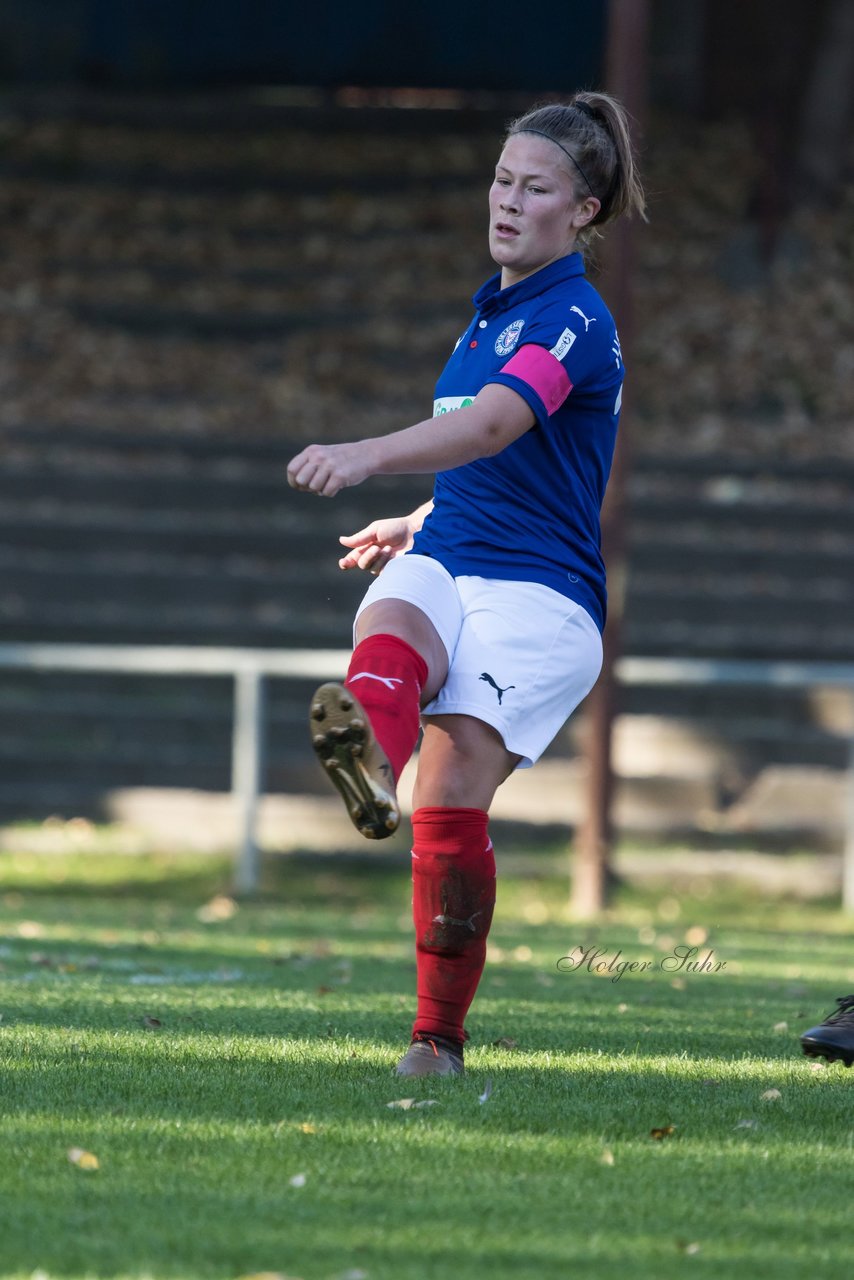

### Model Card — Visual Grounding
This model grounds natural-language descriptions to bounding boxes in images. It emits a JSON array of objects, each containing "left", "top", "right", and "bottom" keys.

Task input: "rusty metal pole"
[{"left": 571, "top": 0, "right": 650, "bottom": 917}]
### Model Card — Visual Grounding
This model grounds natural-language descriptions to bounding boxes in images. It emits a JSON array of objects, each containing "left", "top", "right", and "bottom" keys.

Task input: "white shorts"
[{"left": 353, "top": 554, "right": 603, "bottom": 768}]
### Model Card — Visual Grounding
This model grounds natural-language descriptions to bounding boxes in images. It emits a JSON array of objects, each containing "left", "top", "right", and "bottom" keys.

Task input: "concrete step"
[
  {"left": 624, "top": 619, "right": 854, "bottom": 661},
  {"left": 0, "top": 603, "right": 354, "bottom": 648}
]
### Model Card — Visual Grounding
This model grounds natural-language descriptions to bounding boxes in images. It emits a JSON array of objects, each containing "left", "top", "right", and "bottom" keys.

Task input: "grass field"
[{"left": 1, "top": 839, "right": 853, "bottom": 1280}]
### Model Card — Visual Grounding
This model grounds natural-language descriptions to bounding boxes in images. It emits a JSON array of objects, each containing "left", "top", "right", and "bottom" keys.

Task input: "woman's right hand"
[{"left": 338, "top": 516, "right": 416, "bottom": 574}]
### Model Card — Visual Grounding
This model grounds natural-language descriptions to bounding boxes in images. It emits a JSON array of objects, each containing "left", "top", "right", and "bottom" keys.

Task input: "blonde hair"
[{"left": 506, "top": 92, "right": 646, "bottom": 243}]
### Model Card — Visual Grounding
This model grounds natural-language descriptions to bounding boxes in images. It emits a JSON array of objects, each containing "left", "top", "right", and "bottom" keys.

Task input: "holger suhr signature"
[{"left": 557, "top": 944, "right": 726, "bottom": 983}]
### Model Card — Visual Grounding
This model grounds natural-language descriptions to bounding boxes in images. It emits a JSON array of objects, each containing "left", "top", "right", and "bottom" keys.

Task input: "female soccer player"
[{"left": 287, "top": 94, "right": 645, "bottom": 1076}]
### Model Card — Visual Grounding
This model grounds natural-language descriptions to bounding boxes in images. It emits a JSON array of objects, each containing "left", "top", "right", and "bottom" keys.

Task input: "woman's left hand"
[{"left": 286, "top": 442, "right": 372, "bottom": 497}]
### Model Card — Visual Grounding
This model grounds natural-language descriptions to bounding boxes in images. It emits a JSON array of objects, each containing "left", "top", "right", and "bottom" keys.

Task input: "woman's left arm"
[{"left": 286, "top": 384, "right": 535, "bottom": 498}]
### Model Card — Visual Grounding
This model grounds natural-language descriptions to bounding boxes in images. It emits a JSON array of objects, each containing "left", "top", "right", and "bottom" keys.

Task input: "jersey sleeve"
[{"left": 485, "top": 296, "right": 619, "bottom": 426}]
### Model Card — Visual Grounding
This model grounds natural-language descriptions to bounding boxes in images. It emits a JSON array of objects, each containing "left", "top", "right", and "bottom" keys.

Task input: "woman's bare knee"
[{"left": 413, "top": 715, "right": 520, "bottom": 811}]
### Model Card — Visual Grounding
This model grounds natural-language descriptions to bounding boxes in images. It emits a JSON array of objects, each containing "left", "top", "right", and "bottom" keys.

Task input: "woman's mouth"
[{"left": 494, "top": 222, "right": 520, "bottom": 239}]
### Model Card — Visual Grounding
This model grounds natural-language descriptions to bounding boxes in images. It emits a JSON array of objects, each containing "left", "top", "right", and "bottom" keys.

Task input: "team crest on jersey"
[{"left": 495, "top": 318, "right": 525, "bottom": 356}]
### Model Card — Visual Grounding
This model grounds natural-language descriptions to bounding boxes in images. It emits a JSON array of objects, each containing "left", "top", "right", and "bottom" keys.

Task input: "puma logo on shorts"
[{"left": 479, "top": 672, "right": 516, "bottom": 705}]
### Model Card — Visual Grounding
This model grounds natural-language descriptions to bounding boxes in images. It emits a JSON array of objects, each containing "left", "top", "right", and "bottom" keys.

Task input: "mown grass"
[{"left": 1, "top": 842, "right": 853, "bottom": 1280}]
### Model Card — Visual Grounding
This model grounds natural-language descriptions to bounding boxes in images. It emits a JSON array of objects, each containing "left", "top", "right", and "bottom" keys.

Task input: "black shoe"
[
  {"left": 309, "top": 682, "right": 399, "bottom": 840},
  {"left": 395, "top": 1032, "right": 465, "bottom": 1077},
  {"left": 801, "top": 994, "right": 854, "bottom": 1066}
]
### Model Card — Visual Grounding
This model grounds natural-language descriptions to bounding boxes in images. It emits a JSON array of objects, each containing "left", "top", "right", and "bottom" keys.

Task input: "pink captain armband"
[{"left": 499, "top": 344, "right": 573, "bottom": 415}]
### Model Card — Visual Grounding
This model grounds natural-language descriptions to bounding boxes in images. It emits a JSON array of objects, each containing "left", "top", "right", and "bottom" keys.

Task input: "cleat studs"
[
  {"left": 340, "top": 696, "right": 353, "bottom": 710},
  {"left": 313, "top": 733, "right": 327, "bottom": 747},
  {"left": 351, "top": 745, "right": 363, "bottom": 758},
  {"left": 326, "top": 759, "right": 340, "bottom": 772},
  {"left": 310, "top": 703, "right": 326, "bottom": 721},
  {"left": 384, "top": 816, "right": 397, "bottom": 830}
]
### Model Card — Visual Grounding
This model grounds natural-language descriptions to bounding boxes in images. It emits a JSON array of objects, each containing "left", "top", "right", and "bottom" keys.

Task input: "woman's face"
[{"left": 488, "top": 133, "right": 593, "bottom": 288}]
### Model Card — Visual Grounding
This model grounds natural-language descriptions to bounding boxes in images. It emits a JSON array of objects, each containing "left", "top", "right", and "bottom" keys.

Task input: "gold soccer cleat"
[{"left": 309, "top": 682, "right": 399, "bottom": 839}]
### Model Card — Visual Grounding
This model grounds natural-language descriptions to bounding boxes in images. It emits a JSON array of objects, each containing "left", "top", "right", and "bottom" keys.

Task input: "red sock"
[
  {"left": 410, "top": 806, "right": 496, "bottom": 1045},
  {"left": 345, "top": 634, "right": 428, "bottom": 783}
]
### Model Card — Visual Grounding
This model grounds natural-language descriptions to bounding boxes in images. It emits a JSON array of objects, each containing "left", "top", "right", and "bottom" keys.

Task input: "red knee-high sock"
[
  {"left": 411, "top": 806, "right": 496, "bottom": 1046},
  {"left": 345, "top": 635, "right": 428, "bottom": 783}
]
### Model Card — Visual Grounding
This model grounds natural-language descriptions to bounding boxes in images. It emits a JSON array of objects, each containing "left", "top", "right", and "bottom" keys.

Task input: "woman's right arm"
[{"left": 337, "top": 499, "right": 434, "bottom": 575}]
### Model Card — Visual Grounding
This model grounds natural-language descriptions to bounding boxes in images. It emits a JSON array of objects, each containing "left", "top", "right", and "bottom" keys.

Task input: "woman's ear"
[{"left": 572, "top": 196, "right": 601, "bottom": 229}]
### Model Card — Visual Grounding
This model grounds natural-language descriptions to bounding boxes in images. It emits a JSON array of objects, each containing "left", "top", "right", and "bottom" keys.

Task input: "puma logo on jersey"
[
  {"left": 479, "top": 672, "right": 515, "bottom": 704},
  {"left": 570, "top": 305, "right": 597, "bottom": 332},
  {"left": 347, "top": 672, "right": 404, "bottom": 691}
]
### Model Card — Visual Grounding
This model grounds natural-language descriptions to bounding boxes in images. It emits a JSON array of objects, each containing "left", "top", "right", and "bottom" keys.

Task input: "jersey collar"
[{"left": 472, "top": 252, "right": 586, "bottom": 318}]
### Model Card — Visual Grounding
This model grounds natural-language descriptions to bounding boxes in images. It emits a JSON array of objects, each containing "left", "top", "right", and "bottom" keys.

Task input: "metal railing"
[
  {"left": 0, "top": 643, "right": 347, "bottom": 894},
  {"left": 0, "top": 643, "right": 852, "bottom": 904}
]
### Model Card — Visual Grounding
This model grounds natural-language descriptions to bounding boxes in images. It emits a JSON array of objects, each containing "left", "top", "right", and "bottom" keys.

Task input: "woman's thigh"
[{"left": 353, "top": 554, "right": 463, "bottom": 703}]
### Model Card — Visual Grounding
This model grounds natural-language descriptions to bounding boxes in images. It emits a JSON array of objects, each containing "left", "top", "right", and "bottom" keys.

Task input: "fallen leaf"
[
  {"left": 195, "top": 895, "right": 238, "bottom": 924},
  {"left": 701, "top": 1078, "right": 720, "bottom": 1087},
  {"left": 478, "top": 1079, "right": 493, "bottom": 1105},
  {"left": 677, "top": 1241, "right": 701, "bottom": 1255},
  {"left": 386, "top": 1098, "right": 441, "bottom": 1110},
  {"left": 288, "top": 1172, "right": 307, "bottom": 1188},
  {"left": 236, "top": 1273, "right": 303, "bottom": 1280},
  {"left": 142, "top": 1016, "right": 162, "bottom": 1029},
  {"left": 734, "top": 1118, "right": 758, "bottom": 1130},
  {"left": 316, "top": 986, "right": 333, "bottom": 996},
  {"left": 298, "top": 1123, "right": 316, "bottom": 1134},
  {"left": 670, "top": 977, "right": 687, "bottom": 990},
  {"left": 650, "top": 1126, "right": 676, "bottom": 1140},
  {"left": 760, "top": 1088, "right": 782, "bottom": 1101},
  {"left": 773, "top": 1021, "right": 789, "bottom": 1032},
  {"left": 17, "top": 921, "right": 45, "bottom": 939},
  {"left": 600, "top": 1148, "right": 615, "bottom": 1166},
  {"left": 808, "top": 1061, "right": 826, "bottom": 1071},
  {"left": 67, "top": 1147, "right": 99, "bottom": 1170},
  {"left": 617, "top": 1002, "right": 629, "bottom": 1013},
  {"left": 492, "top": 1037, "right": 518, "bottom": 1050}
]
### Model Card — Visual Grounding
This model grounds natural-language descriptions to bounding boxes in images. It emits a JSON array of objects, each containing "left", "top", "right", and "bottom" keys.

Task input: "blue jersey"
[{"left": 410, "top": 252, "right": 623, "bottom": 632}]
